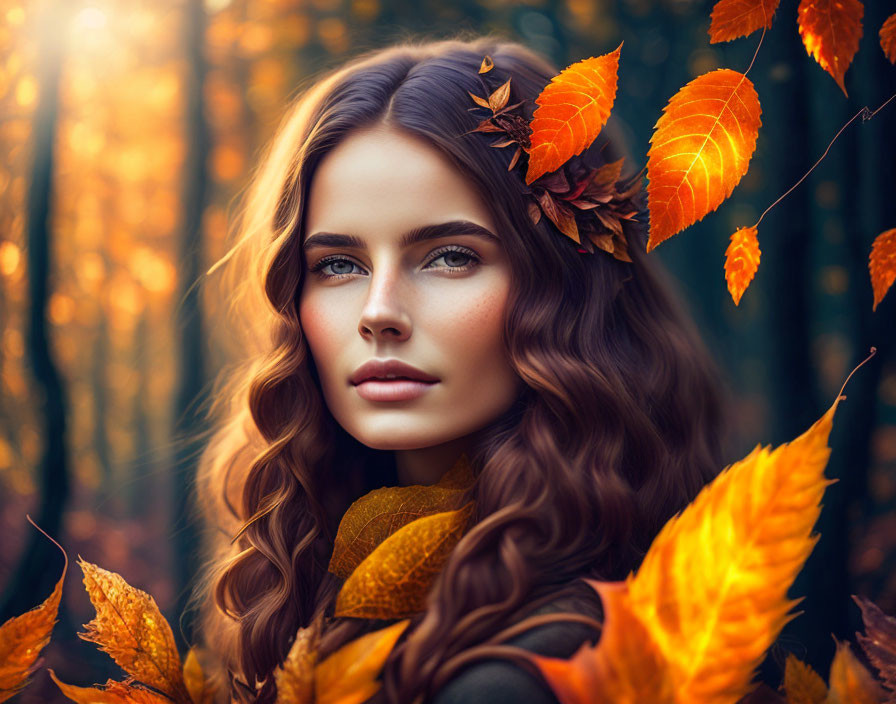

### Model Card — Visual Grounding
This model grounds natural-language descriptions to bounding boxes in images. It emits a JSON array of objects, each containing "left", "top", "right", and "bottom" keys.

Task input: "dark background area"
[{"left": 1, "top": 0, "right": 894, "bottom": 700}]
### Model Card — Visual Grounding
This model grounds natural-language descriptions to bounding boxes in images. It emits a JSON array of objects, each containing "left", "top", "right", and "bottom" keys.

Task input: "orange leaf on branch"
[
  {"left": 646, "top": 69, "right": 761, "bottom": 251},
  {"left": 50, "top": 671, "right": 172, "bottom": 704},
  {"left": 797, "top": 0, "right": 863, "bottom": 97},
  {"left": 827, "top": 639, "right": 886, "bottom": 704},
  {"left": 525, "top": 43, "right": 622, "bottom": 184},
  {"left": 709, "top": 0, "right": 781, "bottom": 43},
  {"left": 725, "top": 225, "right": 761, "bottom": 305},
  {"left": 869, "top": 228, "right": 896, "bottom": 311},
  {"left": 881, "top": 13, "right": 896, "bottom": 64}
]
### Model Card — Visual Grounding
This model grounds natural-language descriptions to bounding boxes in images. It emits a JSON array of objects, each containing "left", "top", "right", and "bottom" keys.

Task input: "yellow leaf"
[
  {"left": 328, "top": 453, "right": 475, "bottom": 580},
  {"left": 783, "top": 653, "right": 828, "bottom": 704},
  {"left": 646, "top": 69, "right": 762, "bottom": 251},
  {"left": 725, "top": 225, "right": 761, "bottom": 306},
  {"left": 49, "top": 670, "right": 172, "bottom": 704},
  {"left": 183, "top": 647, "right": 216, "bottom": 704},
  {"left": 825, "top": 639, "right": 886, "bottom": 704},
  {"left": 623, "top": 399, "right": 840, "bottom": 702},
  {"left": 0, "top": 523, "right": 67, "bottom": 702},
  {"left": 78, "top": 559, "right": 191, "bottom": 703},
  {"left": 315, "top": 620, "right": 410, "bottom": 704},
  {"left": 275, "top": 612, "right": 323, "bottom": 704},
  {"left": 334, "top": 503, "right": 475, "bottom": 619}
]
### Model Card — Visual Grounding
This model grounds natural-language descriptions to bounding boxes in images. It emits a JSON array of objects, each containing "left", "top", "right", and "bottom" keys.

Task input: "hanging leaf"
[
  {"left": 334, "top": 503, "right": 475, "bottom": 619},
  {"left": 183, "top": 647, "right": 216, "bottom": 704},
  {"left": 797, "top": 0, "right": 863, "bottom": 97},
  {"left": 826, "top": 639, "right": 886, "bottom": 704},
  {"left": 49, "top": 671, "right": 172, "bottom": 704},
  {"left": 78, "top": 559, "right": 191, "bottom": 704},
  {"left": 0, "top": 524, "right": 67, "bottom": 703},
  {"left": 709, "top": 0, "right": 781, "bottom": 43},
  {"left": 646, "top": 69, "right": 761, "bottom": 251},
  {"left": 869, "top": 228, "right": 896, "bottom": 311},
  {"left": 725, "top": 225, "right": 761, "bottom": 305},
  {"left": 315, "top": 620, "right": 410, "bottom": 704},
  {"left": 525, "top": 43, "right": 622, "bottom": 184},
  {"left": 880, "top": 14, "right": 896, "bottom": 64},
  {"left": 328, "top": 453, "right": 475, "bottom": 580},
  {"left": 274, "top": 611, "right": 323, "bottom": 704},
  {"left": 782, "top": 653, "right": 828, "bottom": 704},
  {"left": 852, "top": 594, "right": 896, "bottom": 698}
]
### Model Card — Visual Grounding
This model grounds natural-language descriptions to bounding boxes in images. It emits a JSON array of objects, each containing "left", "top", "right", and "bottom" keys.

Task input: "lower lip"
[{"left": 353, "top": 379, "right": 439, "bottom": 401}]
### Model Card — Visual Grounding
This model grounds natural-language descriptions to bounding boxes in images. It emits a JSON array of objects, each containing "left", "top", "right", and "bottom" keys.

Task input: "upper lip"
[{"left": 350, "top": 359, "right": 440, "bottom": 385}]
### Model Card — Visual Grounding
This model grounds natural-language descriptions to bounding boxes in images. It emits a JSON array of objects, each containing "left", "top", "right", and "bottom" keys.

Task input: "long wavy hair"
[{"left": 192, "top": 32, "right": 731, "bottom": 704}]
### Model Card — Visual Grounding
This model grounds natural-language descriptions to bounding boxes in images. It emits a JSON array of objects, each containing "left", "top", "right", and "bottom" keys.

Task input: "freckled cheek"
[{"left": 436, "top": 287, "right": 509, "bottom": 371}]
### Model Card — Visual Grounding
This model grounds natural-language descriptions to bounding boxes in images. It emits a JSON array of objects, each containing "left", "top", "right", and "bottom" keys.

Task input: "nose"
[{"left": 358, "top": 268, "right": 411, "bottom": 341}]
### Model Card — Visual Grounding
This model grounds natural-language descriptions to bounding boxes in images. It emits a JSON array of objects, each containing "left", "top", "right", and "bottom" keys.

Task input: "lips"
[{"left": 350, "top": 359, "right": 440, "bottom": 386}]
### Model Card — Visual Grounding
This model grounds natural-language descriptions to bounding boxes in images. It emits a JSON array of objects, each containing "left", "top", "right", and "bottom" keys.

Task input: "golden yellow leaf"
[
  {"left": 78, "top": 559, "right": 191, "bottom": 703},
  {"left": 525, "top": 44, "right": 622, "bottom": 184},
  {"left": 0, "top": 525, "right": 67, "bottom": 702},
  {"left": 797, "top": 0, "right": 863, "bottom": 97},
  {"left": 328, "top": 453, "right": 475, "bottom": 580},
  {"left": 315, "top": 620, "right": 410, "bottom": 704},
  {"left": 334, "top": 503, "right": 475, "bottom": 619},
  {"left": 869, "top": 228, "right": 896, "bottom": 312},
  {"left": 49, "top": 670, "right": 172, "bottom": 704},
  {"left": 646, "top": 69, "right": 762, "bottom": 251},
  {"left": 275, "top": 612, "right": 323, "bottom": 704},
  {"left": 709, "top": 0, "right": 781, "bottom": 43},
  {"left": 825, "top": 639, "right": 886, "bottom": 704},
  {"left": 183, "top": 647, "right": 216, "bottom": 704},
  {"left": 725, "top": 225, "right": 761, "bottom": 306},
  {"left": 624, "top": 399, "right": 840, "bottom": 702},
  {"left": 783, "top": 653, "right": 828, "bottom": 704}
]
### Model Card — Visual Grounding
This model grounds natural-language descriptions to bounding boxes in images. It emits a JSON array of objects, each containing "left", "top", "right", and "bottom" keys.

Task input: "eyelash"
[{"left": 308, "top": 245, "right": 481, "bottom": 279}]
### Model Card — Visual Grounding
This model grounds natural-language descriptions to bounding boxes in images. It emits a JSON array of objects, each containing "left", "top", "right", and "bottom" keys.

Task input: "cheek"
[
  {"left": 442, "top": 286, "right": 509, "bottom": 371},
  {"left": 299, "top": 292, "right": 339, "bottom": 371}
]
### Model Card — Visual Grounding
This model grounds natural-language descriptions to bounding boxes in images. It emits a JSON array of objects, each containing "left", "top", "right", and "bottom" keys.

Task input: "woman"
[{"left": 192, "top": 32, "right": 730, "bottom": 703}]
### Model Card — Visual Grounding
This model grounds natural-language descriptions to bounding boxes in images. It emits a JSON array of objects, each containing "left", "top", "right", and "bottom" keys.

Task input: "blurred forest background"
[{"left": 0, "top": 0, "right": 894, "bottom": 700}]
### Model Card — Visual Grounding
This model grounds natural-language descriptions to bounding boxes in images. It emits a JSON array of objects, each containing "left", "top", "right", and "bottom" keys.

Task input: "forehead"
[{"left": 303, "top": 125, "right": 494, "bottom": 240}]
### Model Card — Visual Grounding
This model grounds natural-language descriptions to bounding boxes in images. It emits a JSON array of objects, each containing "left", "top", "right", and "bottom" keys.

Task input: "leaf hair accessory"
[{"left": 464, "top": 46, "right": 641, "bottom": 262}]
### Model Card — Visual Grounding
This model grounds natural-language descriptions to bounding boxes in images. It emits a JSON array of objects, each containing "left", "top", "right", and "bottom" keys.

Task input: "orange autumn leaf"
[
  {"left": 275, "top": 612, "right": 324, "bottom": 704},
  {"left": 315, "top": 620, "right": 410, "bottom": 704},
  {"left": 826, "top": 639, "right": 886, "bottom": 704},
  {"left": 709, "top": 0, "right": 781, "bottom": 43},
  {"left": 49, "top": 670, "right": 172, "bottom": 704},
  {"left": 869, "top": 228, "right": 896, "bottom": 311},
  {"left": 328, "top": 453, "right": 475, "bottom": 580},
  {"left": 880, "top": 14, "right": 896, "bottom": 64},
  {"left": 525, "top": 43, "right": 622, "bottom": 184},
  {"left": 183, "top": 647, "right": 216, "bottom": 704},
  {"left": 783, "top": 653, "right": 828, "bottom": 704},
  {"left": 78, "top": 559, "right": 191, "bottom": 704},
  {"left": 0, "top": 524, "right": 67, "bottom": 703},
  {"left": 725, "top": 225, "right": 761, "bottom": 305},
  {"left": 646, "top": 69, "right": 761, "bottom": 251},
  {"left": 334, "top": 503, "right": 475, "bottom": 619},
  {"left": 797, "top": 0, "right": 863, "bottom": 97}
]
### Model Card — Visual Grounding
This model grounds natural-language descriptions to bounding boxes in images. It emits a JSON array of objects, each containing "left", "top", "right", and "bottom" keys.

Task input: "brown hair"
[{"left": 191, "top": 32, "right": 731, "bottom": 703}]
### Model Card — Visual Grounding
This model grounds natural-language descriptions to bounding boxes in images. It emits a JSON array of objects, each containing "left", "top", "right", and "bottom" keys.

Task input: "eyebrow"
[{"left": 302, "top": 220, "right": 500, "bottom": 252}]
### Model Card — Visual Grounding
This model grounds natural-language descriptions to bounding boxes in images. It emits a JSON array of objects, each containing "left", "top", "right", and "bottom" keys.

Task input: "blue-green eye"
[{"left": 309, "top": 246, "right": 481, "bottom": 279}]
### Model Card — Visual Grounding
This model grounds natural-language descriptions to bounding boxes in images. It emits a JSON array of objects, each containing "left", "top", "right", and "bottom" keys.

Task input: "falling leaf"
[
  {"left": 869, "top": 228, "right": 896, "bottom": 311},
  {"left": 880, "top": 14, "right": 896, "bottom": 64},
  {"left": 797, "top": 0, "right": 863, "bottom": 97},
  {"left": 334, "top": 503, "right": 475, "bottom": 619},
  {"left": 50, "top": 670, "right": 172, "bottom": 704},
  {"left": 525, "top": 43, "right": 622, "bottom": 184},
  {"left": 315, "top": 620, "right": 410, "bottom": 704},
  {"left": 826, "top": 639, "right": 886, "bottom": 704},
  {"left": 783, "top": 653, "right": 828, "bottom": 704},
  {"left": 78, "top": 559, "right": 191, "bottom": 703},
  {"left": 852, "top": 594, "right": 896, "bottom": 697},
  {"left": 0, "top": 523, "right": 67, "bottom": 703},
  {"left": 709, "top": 0, "right": 781, "bottom": 43},
  {"left": 275, "top": 612, "right": 323, "bottom": 704},
  {"left": 479, "top": 55, "right": 494, "bottom": 73},
  {"left": 183, "top": 647, "right": 216, "bottom": 704},
  {"left": 646, "top": 69, "right": 761, "bottom": 251},
  {"left": 328, "top": 453, "right": 475, "bottom": 580},
  {"left": 725, "top": 225, "right": 761, "bottom": 305}
]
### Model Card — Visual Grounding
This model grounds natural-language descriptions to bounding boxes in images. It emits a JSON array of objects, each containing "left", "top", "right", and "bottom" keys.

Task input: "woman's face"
[{"left": 298, "top": 125, "right": 523, "bottom": 453}]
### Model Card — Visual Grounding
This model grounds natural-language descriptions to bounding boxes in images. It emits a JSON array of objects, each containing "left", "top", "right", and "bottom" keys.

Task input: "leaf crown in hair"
[{"left": 463, "top": 46, "right": 640, "bottom": 262}]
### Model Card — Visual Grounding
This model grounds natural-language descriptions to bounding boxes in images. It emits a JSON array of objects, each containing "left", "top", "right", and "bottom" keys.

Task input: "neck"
[{"left": 394, "top": 431, "right": 479, "bottom": 486}]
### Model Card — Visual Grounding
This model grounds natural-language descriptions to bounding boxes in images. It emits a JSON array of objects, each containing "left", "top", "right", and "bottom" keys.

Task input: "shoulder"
[{"left": 429, "top": 597, "right": 600, "bottom": 704}]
